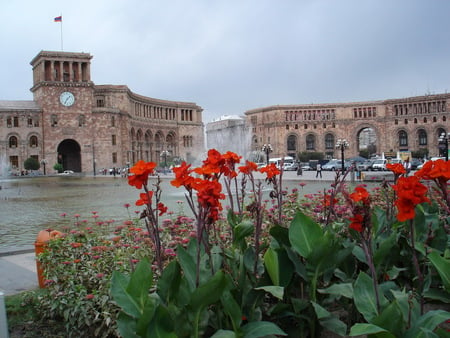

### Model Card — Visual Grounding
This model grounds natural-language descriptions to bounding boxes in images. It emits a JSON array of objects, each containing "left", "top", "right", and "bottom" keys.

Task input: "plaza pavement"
[{"left": 0, "top": 169, "right": 395, "bottom": 296}]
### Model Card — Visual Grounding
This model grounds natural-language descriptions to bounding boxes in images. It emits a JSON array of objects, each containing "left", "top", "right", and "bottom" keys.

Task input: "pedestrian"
[
  {"left": 316, "top": 163, "right": 322, "bottom": 178},
  {"left": 403, "top": 157, "right": 411, "bottom": 176}
]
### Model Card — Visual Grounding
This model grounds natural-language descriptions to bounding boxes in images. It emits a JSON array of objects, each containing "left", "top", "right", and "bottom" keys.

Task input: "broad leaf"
[
  {"left": 241, "top": 321, "right": 287, "bottom": 337},
  {"left": 405, "top": 310, "right": 450, "bottom": 338},
  {"left": 255, "top": 286, "right": 284, "bottom": 300},
  {"left": 289, "top": 211, "right": 323, "bottom": 259},
  {"left": 189, "top": 270, "right": 227, "bottom": 311},
  {"left": 157, "top": 260, "right": 181, "bottom": 303},
  {"left": 177, "top": 244, "right": 197, "bottom": 290},
  {"left": 349, "top": 323, "right": 394, "bottom": 337},
  {"left": 318, "top": 283, "right": 353, "bottom": 299},
  {"left": 221, "top": 291, "right": 242, "bottom": 329},
  {"left": 353, "top": 272, "right": 384, "bottom": 322},
  {"left": 111, "top": 271, "right": 144, "bottom": 318},
  {"left": 264, "top": 247, "right": 293, "bottom": 286},
  {"left": 210, "top": 330, "right": 236, "bottom": 338},
  {"left": 428, "top": 251, "right": 450, "bottom": 292}
]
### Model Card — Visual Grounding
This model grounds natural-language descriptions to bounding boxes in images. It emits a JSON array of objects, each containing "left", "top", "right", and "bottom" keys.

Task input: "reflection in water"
[{"left": 0, "top": 175, "right": 367, "bottom": 251}]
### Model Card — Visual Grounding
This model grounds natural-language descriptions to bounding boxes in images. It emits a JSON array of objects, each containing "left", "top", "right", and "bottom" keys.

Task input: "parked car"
[
  {"left": 300, "top": 164, "right": 313, "bottom": 171},
  {"left": 371, "top": 159, "right": 387, "bottom": 171},
  {"left": 357, "top": 160, "right": 375, "bottom": 171},
  {"left": 410, "top": 158, "right": 422, "bottom": 170},
  {"left": 60, "top": 170, "right": 74, "bottom": 175},
  {"left": 322, "top": 160, "right": 351, "bottom": 171},
  {"left": 283, "top": 162, "right": 298, "bottom": 171}
]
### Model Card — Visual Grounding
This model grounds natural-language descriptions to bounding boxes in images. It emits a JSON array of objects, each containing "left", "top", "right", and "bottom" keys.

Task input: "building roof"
[{"left": 0, "top": 100, "right": 41, "bottom": 112}]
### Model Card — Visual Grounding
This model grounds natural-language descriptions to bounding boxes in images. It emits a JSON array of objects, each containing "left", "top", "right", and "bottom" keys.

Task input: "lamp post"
[
  {"left": 160, "top": 150, "right": 170, "bottom": 174},
  {"left": 335, "top": 138, "right": 349, "bottom": 171},
  {"left": 262, "top": 144, "right": 273, "bottom": 165},
  {"left": 438, "top": 132, "right": 450, "bottom": 161}
]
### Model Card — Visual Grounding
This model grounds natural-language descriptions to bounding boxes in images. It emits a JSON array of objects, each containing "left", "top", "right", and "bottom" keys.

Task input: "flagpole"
[{"left": 60, "top": 13, "right": 63, "bottom": 51}]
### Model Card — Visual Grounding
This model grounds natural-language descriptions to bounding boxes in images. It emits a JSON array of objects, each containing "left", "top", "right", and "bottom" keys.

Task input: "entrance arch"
[
  {"left": 57, "top": 139, "right": 81, "bottom": 172},
  {"left": 357, "top": 127, "right": 377, "bottom": 158}
]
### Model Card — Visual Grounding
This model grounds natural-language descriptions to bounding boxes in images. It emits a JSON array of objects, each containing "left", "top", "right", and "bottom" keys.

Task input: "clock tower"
[{"left": 30, "top": 51, "right": 95, "bottom": 172}]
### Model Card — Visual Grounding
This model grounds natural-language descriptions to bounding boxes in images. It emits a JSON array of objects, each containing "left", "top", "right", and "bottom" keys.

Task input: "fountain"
[{"left": 0, "top": 154, "right": 9, "bottom": 178}]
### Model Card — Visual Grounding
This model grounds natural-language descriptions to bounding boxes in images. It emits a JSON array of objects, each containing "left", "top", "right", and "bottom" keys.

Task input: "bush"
[
  {"left": 53, "top": 163, "right": 63, "bottom": 173},
  {"left": 23, "top": 157, "right": 40, "bottom": 171}
]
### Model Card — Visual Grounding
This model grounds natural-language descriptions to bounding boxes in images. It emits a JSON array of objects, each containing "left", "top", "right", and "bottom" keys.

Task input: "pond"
[{"left": 0, "top": 174, "right": 371, "bottom": 251}]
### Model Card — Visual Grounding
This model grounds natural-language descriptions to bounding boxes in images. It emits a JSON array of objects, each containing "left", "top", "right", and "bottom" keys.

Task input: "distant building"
[
  {"left": 0, "top": 50, "right": 204, "bottom": 174},
  {"left": 246, "top": 95, "right": 450, "bottom": 160},
  {"left": 205, "top": 115, "right": 250, "bottom": 157}
]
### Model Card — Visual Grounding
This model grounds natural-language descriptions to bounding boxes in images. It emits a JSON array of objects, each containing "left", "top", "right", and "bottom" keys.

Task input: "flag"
[{"left": 54, "top": 16, "right": 62, "bottom": 22}]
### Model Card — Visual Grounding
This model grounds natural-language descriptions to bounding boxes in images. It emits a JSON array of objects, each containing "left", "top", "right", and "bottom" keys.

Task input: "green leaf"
[
  {"left": 233, "top": 220, "right": 254, "bottom": 244},
  {"left": 311, "top": 301, "right": 330, "bottom": 319},
  {"left": 405, "top": 310, "right": 450, "bottom": 338},
  {"left": 221, "top": 291, "right": 242, "bottom": 329},
  {"left": 353, "top": 272, "right": 382, "bottom": 322},
  {"left": 127, "top": 258, "right": 153, "bottom": 307},
  {"left": 255, "top": 286, "right": 284, "bottom": 300},
  {"left": 320, "top": 317, "right": 347, "bottom": 337},
  {"left": 116, "top": 312, "right": 139, "bottom": 338},
  {"left": 372, "top": 300, "right": 404, "bottom": 337},
  {"left": 289, "top": 211, "right": 323, "bottom": 259},
  {"left": 111, "top": 271, "right": 143, "bottom": 318},
  {"left": 269, "top": 225, "right": 291, "bottom": 247},
  {"left": 428, "top": 251, "right": 450, "bottom": 292},
  {"left": 263, "top": 247, "right": 293, "bottom": 286},
  {"left": 241, "top": 321, "right": 287, "bottom": 337},
  {"left": 157, "top": 260, "right": 181, "bottom": 303},
  {"left": 177, "top": 244, "right": 197, "bottom": 291},
  {"left": 352, "top": 245, "right": 367, "bottom": 263},
  {"left": 145, "top": 304, "right": 177, "bottom": 338},
  {"left": 349, "top": 323, "right": 394, "bottom": 337},
  {"left": 210, "top": 330, "right": 237, "bottom": 338},
  {"left": 189, "top": 270, "right": 227, "bottom": 311},
  {"left": 318, "top": 283, "right": 353, "bottom": 299}
]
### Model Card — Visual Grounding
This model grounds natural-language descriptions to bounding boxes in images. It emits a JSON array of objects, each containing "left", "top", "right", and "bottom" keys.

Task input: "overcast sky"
[{"left": 2, "top": 0, "right": 450, "bottom": 122}]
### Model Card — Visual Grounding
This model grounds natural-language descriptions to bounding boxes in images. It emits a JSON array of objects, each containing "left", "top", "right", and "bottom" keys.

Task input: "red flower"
[
  {"left": 171, "top": 162, "right": 196, "bottom": 188},
  {"left": 85, "top": 294, "right": 95, "bottom": 300},
  {"left": 239, "top": 161, "right": 258, "bottom": 175},
  {"left": 157, "top": 202, "right": 168, "bottom": 216},
  {"left": 259, "top": 163, "right": 281, "bottom": 179},
  {"left": 128, "top": 160, "right": 156, "bottom": 189},
  {"left": 393, "top": 176, "right": 430, "bottom": 221},
  {"left": 349, "top": 186, "right": 370, "bottom": 203},
  {"left": 386, "top": 163, "right": 406, "bottom": 175},
  {"left": 135, "top": 191, "right": 153, "bottom": 206},
  {"left": 349, "top": 214, "right": 364, "bottom": 232}
]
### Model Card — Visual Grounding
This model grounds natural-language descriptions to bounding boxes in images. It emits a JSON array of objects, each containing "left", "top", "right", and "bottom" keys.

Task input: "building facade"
[
  {"left": 245, "top": 94, "right": 450, "bottom": 160},
  {"left": 0, "top": 50, "right": 204, "bottom": 174}
]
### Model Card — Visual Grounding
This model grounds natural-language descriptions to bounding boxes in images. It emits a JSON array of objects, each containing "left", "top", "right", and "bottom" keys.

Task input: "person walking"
[{"left": 316, "top": 163, "right": 322, "bottom": 178}]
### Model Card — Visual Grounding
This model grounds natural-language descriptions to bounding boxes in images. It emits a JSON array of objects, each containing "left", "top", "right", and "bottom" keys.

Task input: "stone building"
[
  {"left": 245, "top": 94, "right": 450, "bottom": 160},
  {"left": 205, "top": 115, "right": 250, "bottom": 157},
  {"left": 0, "top": 50, "right": 204, "bottom": 175}
]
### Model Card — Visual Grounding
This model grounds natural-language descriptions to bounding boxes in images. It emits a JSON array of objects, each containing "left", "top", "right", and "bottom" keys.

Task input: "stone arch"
[
  {"left": 305, "top": 133, "right": 316, "bottom": 151},
  {"left": 57, "top": 139, "right": 81, "bottom": 172},
  {"left": 355, "top": 125, "right": 379, "bottom": 158},
  {"left": 166, "top": 131, "right": 177, "bottom": 154},
  {"left": 154, "top": 131, "right": 164, "bottom": 150}
]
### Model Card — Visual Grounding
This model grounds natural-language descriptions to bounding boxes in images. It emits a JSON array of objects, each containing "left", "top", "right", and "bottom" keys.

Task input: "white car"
[{"left": 60, "top": 170, "right": 74, "bottom": 175}]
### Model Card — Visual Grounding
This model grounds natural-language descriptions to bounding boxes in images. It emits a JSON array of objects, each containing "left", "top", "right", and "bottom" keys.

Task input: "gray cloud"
[{"left": 1, "top": 0, "right": 450, "bottom": 122}]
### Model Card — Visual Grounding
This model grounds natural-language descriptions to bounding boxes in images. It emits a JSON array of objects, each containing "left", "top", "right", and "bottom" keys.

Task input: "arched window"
[
  {"left": 418, "top": 129, "right": 427, "bottom": 146},
  {"left": 325, "top": 133, "right": 334, "bottom": 149},
  {"left": 306, "top": 134, "right": 315, "bottom": 150},
  {"left": 29, "top": 135, "right": 38, "bottom": 147},
  {"left": 399, "top": 130, "right": 408, "bottom": 147},
  {"left": 9, "top": 136, "right": 18, "bottom": 148},
  {"left": 287, "top": 135, "right": 297, "bottom": 151}
]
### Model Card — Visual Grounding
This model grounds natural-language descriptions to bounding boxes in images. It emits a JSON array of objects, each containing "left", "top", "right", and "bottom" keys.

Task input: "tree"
[{"left": 24, "top": 157, "right": 40, "bottom": 171}]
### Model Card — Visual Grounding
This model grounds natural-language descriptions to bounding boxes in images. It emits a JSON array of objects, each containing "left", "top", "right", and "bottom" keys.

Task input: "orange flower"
[
  {"left": 259, "top": 163, "right": 281, "bottom": 179},
  {"left": 386, "top": 163, "right": 406, "bottom": 175},
  {"left": 194, "top": 149, "right": 224, "bottom": 176},
  {"left": 393, "top": 176, "right": 430, "bottom": 221},
  {"left": 415, "top": 159, "right": 450, "bottom": 182},
  {"left": 349, "top": 214, "right": 364, "bottom": 232},
  {"left": 222, "top": 151, "right": 242, "bottom": 178},
  {"left": 349, "top": 186, "right": 370, "bottom": 203},
  {"left": 239, "top": 161, "right": 258, "bottom": 175},
  {"left": 128, "top": 160, "right": 156, "bottom": 189},
  {"left": 157, "top": 202, "right": 168, "bottom": 216},
  {"left": 136, "top": 191, "right": 153, "bottom": 206},
  {"left": 171, "top": 162, "right": 195, "bottom": 188}
]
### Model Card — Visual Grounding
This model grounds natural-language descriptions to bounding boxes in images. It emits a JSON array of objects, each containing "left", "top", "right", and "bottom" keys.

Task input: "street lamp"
[
  {"left": 160, "top": 150, "right": 170, "bottom": 174},
  {"left": 438, "top": 132, "right": 450, "bottom": 161},
  {"left": 262, "top": 144, "right": 273, "bottom": 165},
  {"left": 335, "top": 138, "right": 349, "bottom": 172}
]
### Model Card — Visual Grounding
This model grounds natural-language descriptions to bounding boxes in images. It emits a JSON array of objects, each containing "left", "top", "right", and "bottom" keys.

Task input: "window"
[
  {"left": 111, "top": 116, "right": 115, "bottom": 127},
  {"left": 418, "top": 129, "right": 427, "bottom": 146},
  {"left": 399, "top": 130, "right": 408, "bottom": 147},
  {"left": 287, "top": 135, "right": 297, "bottom": 151},
  {"left": 112, "top": 152, "right": 117, "bottom": 164},
  {"left": 13, "top": 116, "right": 19, "bottom": 127},
  {"left": 9, "top": 156, "right": 18, "bottom": 169},
  {"left": 97, "top": 98, "right": 105, "bottom": 107},
  {"left": 51, "top": 115, "right": 58, "bottom": 127},
  {"left": 112, "top": 134, "right": 116, "bottom": 146},
  {"left": 325, "top": 134, "right": 334, "bottom": 149},
  {"left": 9, "top": 136, "right": 18, "bottom": 148},
  {"left": 78, "top": 115, "right": 85, "bottom": 127},
  {"left": 306, "top": 134, "right": 315, "bottom": 150},
  {"left": 28, "top": 118, "right": 33, "bottom": 127},
  {"left": 7, "top": 117, "right": 12, "bottom": 127},
  {"left": 29, "top": 136, "right": 38, "bottom": 147}
]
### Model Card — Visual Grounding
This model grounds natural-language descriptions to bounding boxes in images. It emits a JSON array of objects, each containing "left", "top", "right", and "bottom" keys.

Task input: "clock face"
[{"left": 59, "top": 91, "right": 75, "bottom": 107}]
